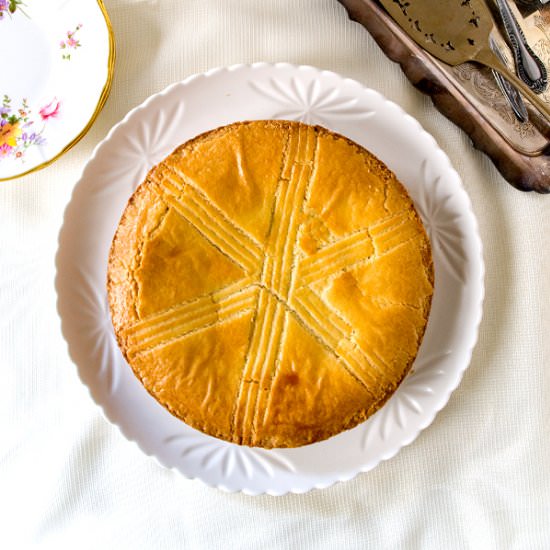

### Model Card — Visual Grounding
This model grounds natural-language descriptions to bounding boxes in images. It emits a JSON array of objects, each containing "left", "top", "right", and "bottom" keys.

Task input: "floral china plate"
[
  {"left": 0, "top": 0, "right": 114, "bottom": 181},
  {"left": 56, "top": 64, "right": 484, "bottom": 495}
]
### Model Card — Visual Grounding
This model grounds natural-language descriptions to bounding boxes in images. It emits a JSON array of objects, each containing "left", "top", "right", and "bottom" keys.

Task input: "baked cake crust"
[{"left": 107, "top": 120, "right": 434, "bottom": 448}]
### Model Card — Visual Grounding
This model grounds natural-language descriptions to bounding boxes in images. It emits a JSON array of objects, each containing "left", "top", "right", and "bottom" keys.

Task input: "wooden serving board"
[{"left": 337, "top": 0, "right": 550, "bottom": 193}]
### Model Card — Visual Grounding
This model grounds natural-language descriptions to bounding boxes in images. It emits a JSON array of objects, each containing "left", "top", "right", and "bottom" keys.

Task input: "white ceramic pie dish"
[{"left": 56, "top": 63, "right": 484, "bottom": 495}]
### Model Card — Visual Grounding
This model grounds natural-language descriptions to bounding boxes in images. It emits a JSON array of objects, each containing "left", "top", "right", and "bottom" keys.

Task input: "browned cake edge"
[{"left": 107, "top": 120, "right": 434, "bottom": 448}]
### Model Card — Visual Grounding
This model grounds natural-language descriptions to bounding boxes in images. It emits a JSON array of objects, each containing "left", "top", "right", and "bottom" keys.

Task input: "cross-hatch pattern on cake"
[{"left": 107, "top": 120, "right": 434, "bottom": 448}]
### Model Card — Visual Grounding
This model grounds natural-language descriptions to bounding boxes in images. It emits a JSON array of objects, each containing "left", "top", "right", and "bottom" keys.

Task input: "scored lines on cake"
[
  {"left": 292, "top": 288, "right": 388, "bottom": 392},
  {"left": 227, "top": 127, "right": 294, "bottom": 444},
  {"left": 233, "top": 125, "right": 318, "bottom": 445},
  {"left": 298, "top": 228, "right": 375, "bottom": 286},
  {"left": 124, "top": 281, "right": 258, "bottom": 356},
  {"left": 123, "top": 278, "right": 253, "bottom": 337},
  {"left": 153, "top": 168, "right": 263, "bottom": 274},
  {"left": 276, "top": 162, "right": 314, "bottom": 299},
  {"left": 369, "top": 210, "right": 423, "bottom": 257},
  {"left": 233, "top": 291, "right": 286, "bottom": 444}
]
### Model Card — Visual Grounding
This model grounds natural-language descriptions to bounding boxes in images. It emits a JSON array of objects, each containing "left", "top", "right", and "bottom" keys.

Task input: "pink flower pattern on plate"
[
  {"left": 0, "top": 95, "right": 62, "bottom": 162},
  {"left": 60, "top": 24, "right": 83, "bottom": 60},
  {"left": 39, "top": 98, "right": 61, "bottom": 121}
]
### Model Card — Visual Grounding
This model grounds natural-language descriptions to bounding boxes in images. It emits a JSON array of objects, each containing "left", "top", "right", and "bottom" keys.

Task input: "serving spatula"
[{"left": 377, "top": 0, "right": 550, "bottom": 121}]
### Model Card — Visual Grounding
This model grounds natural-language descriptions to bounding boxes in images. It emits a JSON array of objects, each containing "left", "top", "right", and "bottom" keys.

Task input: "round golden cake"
[{"left": 108, "top": 120, "right": 434, "bottom": 448}]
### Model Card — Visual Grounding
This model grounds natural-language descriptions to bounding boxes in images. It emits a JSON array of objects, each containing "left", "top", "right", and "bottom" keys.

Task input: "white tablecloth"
[{"left": 1, "top": 1, "right": 548, "bottom": 548}]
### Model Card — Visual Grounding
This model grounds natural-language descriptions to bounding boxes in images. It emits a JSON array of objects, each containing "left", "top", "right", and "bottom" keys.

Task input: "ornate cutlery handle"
[{"left": 496, "top": 0, "right": 548, "bottom": 92}]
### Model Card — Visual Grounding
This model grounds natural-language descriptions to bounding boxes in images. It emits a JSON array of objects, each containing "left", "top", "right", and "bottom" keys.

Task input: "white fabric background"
[{"left": 1, "top": 1, "right": 549, "bottom": 548}]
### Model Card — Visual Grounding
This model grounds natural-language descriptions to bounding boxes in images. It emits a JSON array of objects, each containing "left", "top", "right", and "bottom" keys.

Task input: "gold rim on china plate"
[{"left": 0, "top": 0, "right": 116, "bottom": 183}]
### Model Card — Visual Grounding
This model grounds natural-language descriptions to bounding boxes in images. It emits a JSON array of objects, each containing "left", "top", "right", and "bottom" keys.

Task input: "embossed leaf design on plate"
[
  {"left": 361, "top": 350, "right": 451, "bottom": 450},
  {"left": 165, "top": 435, "right": 295, "bottom": 479},
  {"left": 415, "top": 160, "right": 468, "bottom": 284},
  {"left": 249, "top": 77, "right": 375, "bottom": 126},
  {"left": 109, "top": 100, "right": 187, "bottom": 191},
  {"left": 76, "top": 270, "right": 122, "bottom": 395}
]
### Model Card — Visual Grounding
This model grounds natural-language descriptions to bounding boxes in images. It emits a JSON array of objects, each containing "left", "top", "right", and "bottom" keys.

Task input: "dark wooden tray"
[{"left": 337, "top": 0, "right": 550, "bottom": 193}]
